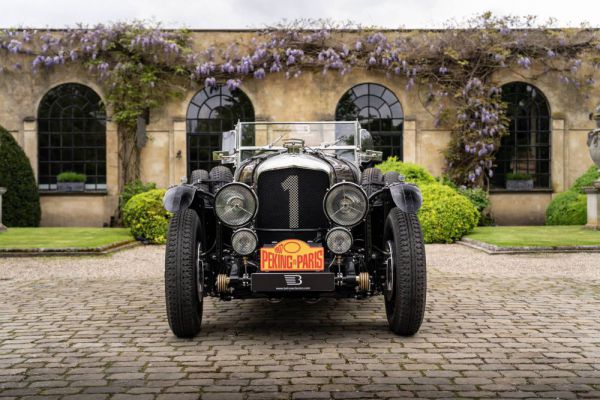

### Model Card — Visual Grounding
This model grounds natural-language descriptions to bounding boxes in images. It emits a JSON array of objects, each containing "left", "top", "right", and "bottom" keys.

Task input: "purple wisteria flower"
[
  {"left": 517, "top": 56, "right": 531, "bottom": 69},
  {"left": 204, "top": 77, "right": 216, "bottom": 88},
  {"left": 253, "top": 68, "right": 265, "bottom": 79}
]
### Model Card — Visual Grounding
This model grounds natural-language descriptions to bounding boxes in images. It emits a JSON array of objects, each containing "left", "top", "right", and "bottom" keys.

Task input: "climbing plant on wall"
[{"left": 1, "top": 13, "right": 599, "bottom": 188}]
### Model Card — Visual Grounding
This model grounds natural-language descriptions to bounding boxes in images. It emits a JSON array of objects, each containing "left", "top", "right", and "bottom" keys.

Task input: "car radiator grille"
[{"left": 256, "top": 168, "right": 329, "bottom": 243}]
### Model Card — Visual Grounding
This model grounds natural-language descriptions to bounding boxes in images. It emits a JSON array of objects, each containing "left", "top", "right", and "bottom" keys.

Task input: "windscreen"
[{"left": 239, "top": 122, "right": 358, "bottom": 148}]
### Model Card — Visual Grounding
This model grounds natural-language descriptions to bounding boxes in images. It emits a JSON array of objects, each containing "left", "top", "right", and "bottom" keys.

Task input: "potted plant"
[
  {"left": 506, "top": 172, "right": 534, "bottom": 190},
  {"left": 56, "top": 171, "right": 87, "bottom": 192}
]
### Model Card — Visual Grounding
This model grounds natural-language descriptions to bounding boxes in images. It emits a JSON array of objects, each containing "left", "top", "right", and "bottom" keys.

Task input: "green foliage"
[
  {"left": 458, "top": 187, "right": 493, "bottom": 225},
  {"left": 545, "top": 190, "right": 587, "bottom": 225},
  {"left": 418, "top": 183, "right": 479, "bottom": 243},
  {"left": 378, "top": 160, "right": 484, "bottom": 234},
  {"left": 56, "top": 171, "right": 87, "bottom": 183},
  {"left": 0, "top": 125, "right": 40, "bottom": 227},
  {"left": 571, "top": 166, "right": 600, "bottom": 193},
  {"left": 437, "top": 174, "right": 493, "bottom": 226},
  {"left": 545, "top": 166, "right": 598, "bottom": 225},
  {"left": 122, "top": 189, "right": 171, "bottom": 244},
  {"left": 506, "top": 172, "right": 533, "bottom": 181},
  {"left": 376, "top": 157, "right": 436, "bottom": 185},
  {"left": 120, "top": 179, "right": 157, "bottom": 211}
]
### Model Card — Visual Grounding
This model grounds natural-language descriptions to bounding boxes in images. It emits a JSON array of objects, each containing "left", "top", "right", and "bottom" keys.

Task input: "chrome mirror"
[
  {"left": 214, "top": 130, "right": 237, "bottom": 165},
  {"left": 222, "top": 130, "right": 236, "bottom": 154},
  {"left": 360, "top": 129, "right": 374, "bottom": 152}
]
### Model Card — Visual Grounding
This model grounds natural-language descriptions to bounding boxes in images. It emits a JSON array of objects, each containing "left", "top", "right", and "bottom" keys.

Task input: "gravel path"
[{"left": 1, "top": 244, "right": 599, "bottom": 399}]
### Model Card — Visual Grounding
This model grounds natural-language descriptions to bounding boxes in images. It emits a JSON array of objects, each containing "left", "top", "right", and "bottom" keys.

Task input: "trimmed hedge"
[
  {"left": 377, "top": 158, "right": 481, "bottom": 241},
  {"left": 0, "top": 125, "right": 40, "bottom": 227},
  {"left": 122, "top": 189, "right": 171, "bottom": 244},
  {"left": 376, "top": 156, "right": 436, "bottom": 185},
  {"left": 546, "top": 165, "right": 598, "bottom": 225},
  {"left": 120, "top": 179, "right": 157, "bottom": 212},
  {"left": 571, "top": 166, "right": 600, "bottom": 194},
  {"left": 545, "top": 190, "right": 587, "bottom": 225},
  {"left": 418, "top": 183, "right": 479, "bottom": 243}
]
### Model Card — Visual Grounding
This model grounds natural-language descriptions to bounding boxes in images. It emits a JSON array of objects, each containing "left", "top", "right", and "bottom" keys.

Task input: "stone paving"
[{"left": 1, "top": 245, "right": 600, "bottom": 399}]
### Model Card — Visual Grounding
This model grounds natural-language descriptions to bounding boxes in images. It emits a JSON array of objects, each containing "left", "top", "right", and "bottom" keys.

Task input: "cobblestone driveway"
[{"left": 1, "top": 245, "right": 600, "bottom": 399}]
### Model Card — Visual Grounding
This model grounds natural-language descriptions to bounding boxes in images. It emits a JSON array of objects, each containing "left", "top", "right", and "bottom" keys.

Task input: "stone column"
[
  {"left": 551, "top": 117, "right": 566, "bottom": 192},
  {"left": 0, "top": 187, "right": 6, "bottom": 231},
  {"left": 23, "top": 118, "right": 38, "bottom": 180},
  {"left": 403, "top": 117, "right": 417, "bottom": 163},
  {"left": 584, "top": 186, "right": 600, "bottom": 230},
  {"left": 171, "top": 118, "right": 187, "bottom": 185}
]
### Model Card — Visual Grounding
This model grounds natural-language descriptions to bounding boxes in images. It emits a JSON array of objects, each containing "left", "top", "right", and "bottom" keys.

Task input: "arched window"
[
  {"left": 335, "top": 83, "right": 404, "bottom": 160},
  {"left": 186, "top": 86, "right": 254, "bottom": 173},
  {"left": 38, "top": 83, "right": 106, "bottom": 190},
  {"left": 492, "top": 82, "right": 551, "bottom": 189}
]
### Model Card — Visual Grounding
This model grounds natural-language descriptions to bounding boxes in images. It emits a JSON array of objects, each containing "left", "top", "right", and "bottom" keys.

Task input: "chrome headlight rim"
[
  {"left": 326, "top": 227, "right": 353, "bottom": 255},
  {"left": 323, "top": 182, "right": 368, "bottom": 227},
  {"left": 231, "top": 228, "right": 258, "bottom": 256},
  {"left": 214, "top": 182, "right": 258, "bottom": 228}
]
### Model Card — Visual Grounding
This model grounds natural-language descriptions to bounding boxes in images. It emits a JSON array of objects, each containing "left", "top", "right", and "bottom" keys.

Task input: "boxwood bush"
[
  {"left": 376, "top": 156, "right": 436, "bottom": 185},
  {"left": 546, "top": 166, "right": 599, "bottom": 225},
  {"left": 0, "top": 125, "right": 40, "bottom": 227},
  {"left": 570, "top": 166, "right": 600, "bottom": 194},
  {"left": 377, "top": 158, "right": 480, "bottom": 241},
  {"left": 122, "top": 189, "right": 171, "bottom": 244},
  {"left": 418, "top": 183, "right": 479, "bottom": 243},
  {"left": 120, "top": 179, "right": 157, "bottom": 211},
  {"left": 545, "top": 190, "right": 587, "bottom": 225}
]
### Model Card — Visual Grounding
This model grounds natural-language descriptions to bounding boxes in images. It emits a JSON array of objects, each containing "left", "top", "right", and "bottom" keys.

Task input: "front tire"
[
  {"left": 384, "top": 208, "right": 427, "bottom": 336},
  {"left": 165, "top": 209, "right": 203, "bottom": 338}
]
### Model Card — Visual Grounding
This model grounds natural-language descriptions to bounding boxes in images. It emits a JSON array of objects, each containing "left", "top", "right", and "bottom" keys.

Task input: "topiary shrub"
[
  {"left": 545, "top": 190, "right": 587, "bottom": 225},
  {"left": 0, "top": 125, "right": 40, "bottom": 227},
  {"left": 120, "top": 179, "right": 157, "bottom": 212},
  {"left": 418, "top": 183, "right": 479, "bottom": 243},
  {"left": 122, "top": 189, "right": 171, "bottom": 244},
  {"left": 570, "top": 166, "right": 600, "bottom": 194},
  {"left": 376, "top": 157, "right": 436, "bottom": 185}
]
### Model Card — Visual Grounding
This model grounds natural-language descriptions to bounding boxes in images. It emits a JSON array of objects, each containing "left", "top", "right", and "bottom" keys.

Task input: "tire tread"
[
  {"left": 384, "top": 208, "right": 427, "bottom": 336},
  {"left": 165, "top": 209, "right": 202, "bottom": 338}
]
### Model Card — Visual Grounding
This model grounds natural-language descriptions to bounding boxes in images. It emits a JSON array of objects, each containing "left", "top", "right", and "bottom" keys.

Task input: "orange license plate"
[{"left": 260, "top": 239, "right": 324, "bottom": 271}]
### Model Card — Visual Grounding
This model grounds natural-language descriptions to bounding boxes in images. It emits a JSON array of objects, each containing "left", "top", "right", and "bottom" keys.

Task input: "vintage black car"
[{"left": 163, "top": 121, "right": 426, "bottom": 338}]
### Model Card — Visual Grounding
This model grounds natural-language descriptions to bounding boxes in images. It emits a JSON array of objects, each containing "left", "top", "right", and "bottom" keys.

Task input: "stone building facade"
[{"left": 0, "top": 31, "right": 597, "bottom": 226}]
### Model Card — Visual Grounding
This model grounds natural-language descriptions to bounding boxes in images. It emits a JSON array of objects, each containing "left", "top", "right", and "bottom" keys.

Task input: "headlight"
[
  {"left": 214, "top": 183, "right": 258, "bottom": 227},
  {"left": 326, "top": 227, "right": 353, "bottom": 254},
  {"left": 323, "top": 182, "right": 368, "bottom": 226},
  {"left": 231, "top": 228, "right": 258, "bottom": 255}
]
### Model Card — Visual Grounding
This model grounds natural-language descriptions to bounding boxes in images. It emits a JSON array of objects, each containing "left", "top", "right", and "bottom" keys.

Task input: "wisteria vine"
[{"left": 1, "top": 13, "right": 599, "bottom": 187}]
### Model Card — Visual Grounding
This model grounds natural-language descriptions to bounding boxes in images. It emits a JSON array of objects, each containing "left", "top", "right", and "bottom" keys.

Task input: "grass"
[
  {"left": 0, "top": 227, "right": 134, "bottom": 249},
  {"left": 465, "top": 226, "right": 600, "bottom": 248}
]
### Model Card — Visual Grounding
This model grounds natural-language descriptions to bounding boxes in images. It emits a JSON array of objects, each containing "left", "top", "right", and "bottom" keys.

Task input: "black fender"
[
  {"left": 163, "top": 184, "right": 213, "bottom": 213},
  {"left": 388, "top": 182, "right": 422, "bottom": 213},
  {"left": 369, "top": 182, "right": 422, "bottom": 214}
]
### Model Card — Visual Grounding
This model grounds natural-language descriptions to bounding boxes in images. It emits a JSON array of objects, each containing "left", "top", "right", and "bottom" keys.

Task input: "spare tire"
[
  {"left": 384, "top": 171, "right": 400, "bottom": 185},
  {"left": 209, "top": 166, "right": 233, "bottom": 194},
  {"left": 190, "top": 169, "right": 209, "bottom": 192},
  {"left": 361, "top": 168, "right": 384, "bottom": 196}
]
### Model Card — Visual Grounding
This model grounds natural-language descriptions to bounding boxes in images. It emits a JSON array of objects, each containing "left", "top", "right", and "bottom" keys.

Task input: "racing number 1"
[{"left": 281, "top": 175, "right": 299, "bottom": 229}]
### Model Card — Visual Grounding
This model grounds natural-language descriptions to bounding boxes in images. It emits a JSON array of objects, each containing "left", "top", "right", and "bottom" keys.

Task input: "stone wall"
[{"left": 0, "top": 31, "right": 597, "bottom": 226}]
